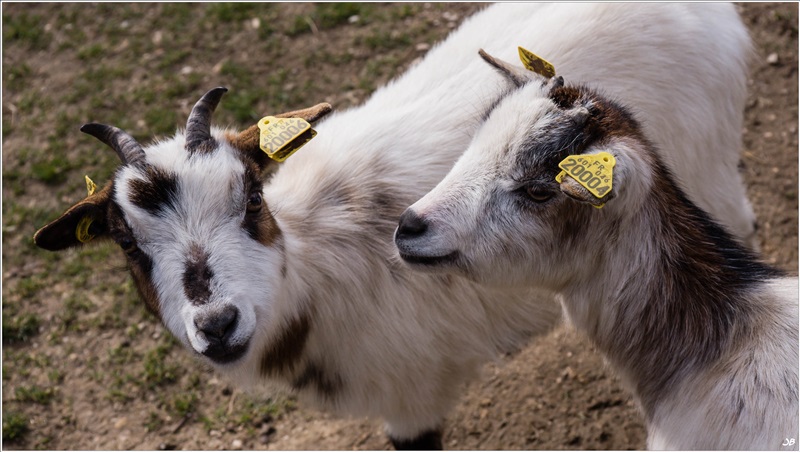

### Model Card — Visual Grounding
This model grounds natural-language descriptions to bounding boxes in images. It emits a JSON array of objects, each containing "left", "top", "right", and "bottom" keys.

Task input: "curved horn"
[
  {"left": 185, "top": 86, "right": 228, "bottom": 150},
  {"left": 80, "top": 123, "right": 146, "bottom": 166}
]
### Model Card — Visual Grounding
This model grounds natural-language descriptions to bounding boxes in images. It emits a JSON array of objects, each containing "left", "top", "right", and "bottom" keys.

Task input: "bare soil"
[{"left": 2, "top": 3, "right": 796, "bottom": 450}]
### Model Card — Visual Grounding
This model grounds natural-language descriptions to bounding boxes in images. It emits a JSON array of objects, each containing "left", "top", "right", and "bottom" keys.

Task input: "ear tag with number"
[
  {"left": 85, "top": 175, "right": 97, "bottom": 196},
  {"left": 518, "top": 46, "right": 556, "bottom": 79},
  {"left": 556, "top": 152, "right": 616, "bottom": 207},
  {"left": 258, "top": 116, "right": 317, "bottom": 162}
]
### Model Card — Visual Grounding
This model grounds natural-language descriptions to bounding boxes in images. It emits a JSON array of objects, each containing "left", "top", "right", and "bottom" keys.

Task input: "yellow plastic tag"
[
  {"left": 75, "top": 216, "right": 95, "bottom": 243},
  {"left": 518, "top": 46, "right": 556, "bottom": 79},
  {"left": 556, "top": 152, "right": 615, "bottom": 199},
  {"left": 85, "top": 175, "right": 97, "bottom": 196},
  {"left": 257, "top": 116, "right": 316, "bottom": 162}
]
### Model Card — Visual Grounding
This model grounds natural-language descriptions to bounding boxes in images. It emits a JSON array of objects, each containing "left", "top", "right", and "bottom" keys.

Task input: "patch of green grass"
[
  {"left": 157, "top": 4, "right": 194, "bottom": 28},
  {"left": 206, "top": 3, "right": 264, "bottom": 22},
  {"left": 31, "top": 153, "right": 71, "bottom": 185},
  {"left": 286, "top": 15, "right": 312, "bottom": 37},
  {"left": 144, "top": 411, "right": 163, "bottom": 432},
  {"left": 219, "top": 60, "right": 253, "bottom": 86},
  {"left": 169, "top": 391, "right": 198, "bottom": 418},
  {"left": 2, "top": 312, "right": 40, "bottom": 343},
  {"left": 361, "top": 30, "right": 411, "bottom": 51},
  {"left": 390, "top": 4, "right": 419, "bottom": 20},
  {"left": 2, "top": 411, "right": 29, "bottom": 442},
  {"left": 48, "top": 369, "right": 65, "bottom": 384},
  {"left": 77, "top": 43, "right": 106, "bottom": 61},
  {"left": 58, "top": 293, "right": 94, "bottom": 331},
  {"left": 108, "top": 343, "right": 137, "bottom": 366},
  {"left": 143, "top": 342, "right": 179, "bottom": 388},
  {"left": 315, "top": 3, "right": 366, "bottom": 28},
  {"left": 235, "top": 398, "right": 281, "bottom": 426},
  {"left": 15, "top": 385, "right": 57, "bottom": 405},
  {"left": 4, "top": 63, "right": 32, "bottom": 91},
  {"left": 3, "top": 13, "right": 51, "bottom": 50},
  {"left": 157, "top": 48, "right": 191, "bottom": 70},
  {"left": 223, "top": 89, "right": 266, "bottom": 124},
  {"left": 144, "top": 108, "right": 178, "bottom": 137},
  {"left": 15, "top": 275, "right": 46, "bottom": 298}
]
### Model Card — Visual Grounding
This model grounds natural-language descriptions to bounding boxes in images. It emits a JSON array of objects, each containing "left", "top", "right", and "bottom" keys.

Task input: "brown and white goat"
[{"left": 395, "top": 52, "right": 799, "bottom": 449}]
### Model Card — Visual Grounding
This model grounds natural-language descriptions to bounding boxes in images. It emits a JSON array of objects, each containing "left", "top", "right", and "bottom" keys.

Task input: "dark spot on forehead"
[
  {"left": 514, "top": 84, "right": 646, "bottom": 178},
  {"left": 128, "top": 166, "right": 180, "bottom": 216}
]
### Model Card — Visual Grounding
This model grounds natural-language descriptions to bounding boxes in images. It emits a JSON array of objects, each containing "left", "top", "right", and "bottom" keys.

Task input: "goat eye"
[
  {"left": 525, "top": 186, "right": 554, "bottom": 203},
  {"left": 246, "top": 192, "right": 263, "bottom": 213},
  {"left": 119, "top": 237, "right": 138, "bottom": 254}
]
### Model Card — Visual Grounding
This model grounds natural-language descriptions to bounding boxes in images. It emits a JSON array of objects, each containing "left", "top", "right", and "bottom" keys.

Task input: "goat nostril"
[
  {"left": 195, "top": 306, "right": 238, "bottom": 343},
  {"left": 396, "top": 209, "right": 429, "bottom": 240}
]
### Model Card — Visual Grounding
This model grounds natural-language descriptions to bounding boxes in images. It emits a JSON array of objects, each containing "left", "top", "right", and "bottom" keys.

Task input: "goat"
[
  {"left": 35, "top": 3, "right": 756, "bottom": 449},
  {"left": 394, "top": 52, "right": 799, "bottom": 449}
]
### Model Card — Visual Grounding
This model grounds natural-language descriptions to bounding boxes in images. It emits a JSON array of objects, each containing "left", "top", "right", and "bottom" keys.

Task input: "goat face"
[
  {"left": 34, "top": 88, "right": 331, "bottom": 369},
  {"left": 395, "top": 52, "right": 653, "bottom": 289}
]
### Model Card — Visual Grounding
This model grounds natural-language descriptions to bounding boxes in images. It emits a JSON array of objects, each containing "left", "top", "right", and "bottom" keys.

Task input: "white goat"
[
  {"left": 395, "top": 54, "right": 799, "bottom": 449},
  {"left": 35, "top": 3, "right": 757, "bottom": 449}
]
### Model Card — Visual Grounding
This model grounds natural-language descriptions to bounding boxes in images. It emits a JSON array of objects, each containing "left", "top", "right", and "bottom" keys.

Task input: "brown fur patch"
[
  {"left": 128, "top": 167, "right": 179, "bottom": 216},
  {"left": 259, "top": 313, "right": 311, "bottom": 377},
  {"left": 106, "top": 202, "right": 163, "bottom": 319},
  {"left": 291, "top": 362, "right": 343, "bottom": 399}
]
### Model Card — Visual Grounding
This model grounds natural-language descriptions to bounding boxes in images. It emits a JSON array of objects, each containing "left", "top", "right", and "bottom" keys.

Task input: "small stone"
[
  {"left": 180, "top": 66, "right": 193, "bottom": 75},
  {"left": 348, "top": 15, "right": 359, "bottom": 24},
  {"left": 152, "top": 30, "right": 163, "bottom": 46},
  {"left": 114, "top": 417, "right": 127, "bottom": 429},
  {"left": 209, "top": 430, "right": 222, "bottom": 437},
  {"left": 767, "top": 52, "right": 779, "bottom": 65},
  {"left": 442, "top": 11, "right": 459, "bottom": 22},
  {"left": 250, "top": 18, "right": 261, "bottom": 29},
  {"left": 231, "top": 439, "right": 243, "bottom": 450},
  {"left": 415, "top": 42, "right": 430, "bottom": 52},
  {"left": 479, "top": 398, "right": 492, "bottom": 407}
]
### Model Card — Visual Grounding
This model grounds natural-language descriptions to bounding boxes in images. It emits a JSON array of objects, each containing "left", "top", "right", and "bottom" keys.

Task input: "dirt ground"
[{"left": 2, "top": 3, "right": 797, "bottom": 450}]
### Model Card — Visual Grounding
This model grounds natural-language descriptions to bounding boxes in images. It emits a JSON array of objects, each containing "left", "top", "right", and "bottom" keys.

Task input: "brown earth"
[{"left": 2, "top": 3, "right": 796, "bottom": 450}]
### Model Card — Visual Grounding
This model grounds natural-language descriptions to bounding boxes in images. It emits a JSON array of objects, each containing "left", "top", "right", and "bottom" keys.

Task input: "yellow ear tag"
[
  {"left": 518, "top": 46, "right": 556, "bottom": 79},
  {"left": 85, "top": 175, "right": 97, "bottom": 196},
  {"left": 257, "top": 116, "right": 317, "bottom": 162},
  {"left": 75, "top": 216, "right": 95, "bottom": 243},
  {"left": 556, "top": 152, "right": 616, "bottom": 207}
]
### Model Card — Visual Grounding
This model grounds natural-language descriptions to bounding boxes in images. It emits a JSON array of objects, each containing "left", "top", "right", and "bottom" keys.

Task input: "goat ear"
[
  {"left": 227, "top": 102, "right": 333, "bottom": 172},
  {"left": 478, "top": 49, "right": 532, "bottom": 88},
  {"left": 33, "top": 183, "right": 113, "bottom": 251}
]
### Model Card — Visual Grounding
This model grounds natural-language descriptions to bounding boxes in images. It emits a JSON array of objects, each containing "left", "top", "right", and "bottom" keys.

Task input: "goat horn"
[
  {"left": 185, "top": 86, "right": 228, "bottom": 151},
  {"left": 80, "top": 123, "right": 146, "bottom": 166}
]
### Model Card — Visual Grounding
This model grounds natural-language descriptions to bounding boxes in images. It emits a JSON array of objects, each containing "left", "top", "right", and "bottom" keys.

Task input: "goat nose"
[
  {"left": 195, "top": 306, "right": 238, "bottom": 344},
  {"left": 396, "top": 208, "right": 429, "bottom": 240}
]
